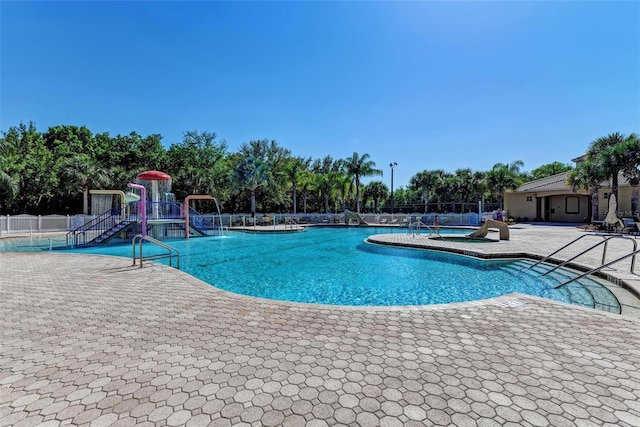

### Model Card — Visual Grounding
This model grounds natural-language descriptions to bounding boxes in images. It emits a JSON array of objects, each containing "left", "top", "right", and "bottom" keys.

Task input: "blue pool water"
[{"left": 2, "top": 227, "right": 619, "bottom": 311}]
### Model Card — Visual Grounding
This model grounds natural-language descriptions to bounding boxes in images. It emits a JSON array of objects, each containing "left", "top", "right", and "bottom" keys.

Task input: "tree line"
[{"left": 2, "top": 121, "right": 633, "bottom": 216}]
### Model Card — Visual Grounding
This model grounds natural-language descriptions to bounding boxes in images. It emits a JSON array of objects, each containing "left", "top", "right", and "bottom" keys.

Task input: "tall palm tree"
[
  {"left": 410, "top": 170, "right": 443, "bottom": 214},
  {"left": 335, "top": 174, "right": 352, "bottom": 212},
  {"left": 343, "top": 152, "right": 382, "bottom": 213},
  {"left": 298, "top": 169, "right": 315, "bottom": 214},
  {"left": 618, "top": 133, "right": 640, "bottom": 215},
  {"left": 586, "top": 132, "right": 631, "bottom": 202},
  {"left": 315, "top": 171, "right": 339, "bottom": 213},
  {"left": 284, "top": 156, "right": 311, "bottom": 214},
  {"left": 486, "top": 161, "right": 525, "bottom": 209},
  {"left": 233, "top": 156, "right": 270, "bottom": 217},
  {"left": 61, "top": 154, "right": 110, "bottom": 215}
]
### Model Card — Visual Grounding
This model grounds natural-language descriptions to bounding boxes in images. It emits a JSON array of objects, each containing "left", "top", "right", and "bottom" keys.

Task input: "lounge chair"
[{"left": 260, "top": 216, "right": 272, "bottom": 226}]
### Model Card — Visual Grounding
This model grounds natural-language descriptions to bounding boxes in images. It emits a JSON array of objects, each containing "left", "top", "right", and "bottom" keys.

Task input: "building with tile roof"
[{"left": 504, "top": 156, "right": 637, "bottom": 223}]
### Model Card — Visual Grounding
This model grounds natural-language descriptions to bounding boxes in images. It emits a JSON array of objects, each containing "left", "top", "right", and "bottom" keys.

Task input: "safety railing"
[
  {"left": 188, "top": 207, "right": 222, "bottom": 235},
  {"left": 132, "top": 234, "right": 180, "bottom": 269},
  {"left": 533, "top": 234, "right": 637, "bottom": 275},
  {"left": 66, "top": 206, "right": 123, "bottom": 247},
  {"left": 284, "top": 216, "right": 300, "bottom": 231},
  {"left": 407, "top": 221, "right": 441, "bottom": 237},
  {"left": 554, "top": 248, "right": 640, "bottom": 289}
]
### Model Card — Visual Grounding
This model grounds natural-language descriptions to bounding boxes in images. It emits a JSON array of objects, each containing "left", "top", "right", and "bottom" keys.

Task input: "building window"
[
  {"left": 526, "top": 196, "right": 533, "bottom": 202},
  {"left": 566, "top": 196, "right": 580, "bottom": 214},
  {"left": 603, "top": 192, "right": 609, "bottom": 199}
]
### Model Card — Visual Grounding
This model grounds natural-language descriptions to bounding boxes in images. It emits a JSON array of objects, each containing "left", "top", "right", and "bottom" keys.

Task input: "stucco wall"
[
  {"left": 598, "top": 187, "right": 634, "bottom": 219},
  {"left": 504, "top": 193, "right": 536, "bottom": 220},
  {"left": 546, "top": 195, "right": 589, "bottom": 222}
]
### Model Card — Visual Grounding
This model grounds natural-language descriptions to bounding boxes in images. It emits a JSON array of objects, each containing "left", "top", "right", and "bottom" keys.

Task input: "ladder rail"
[
  {"left": 132, "top": 234, "right": 180, "bottom": 269},
  {"left": 542, "top": 235, "right": 637, "bottom": 276},
  {"left": 555, "top": 248, "right": 640, "bottom": 289},
  {"left": 284, "top": 216, "right": 298, "bottom": 230},
  {"left": 530, "top": 234, "right": 606, "bottom": 268},
  {"left": 418, "top": 221, "right": 440, "bottom": 237}
]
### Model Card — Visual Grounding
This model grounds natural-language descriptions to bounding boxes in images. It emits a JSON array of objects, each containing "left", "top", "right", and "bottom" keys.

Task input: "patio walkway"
[{"left": 2, "top": 225, "right": 640, "bottom": 426}]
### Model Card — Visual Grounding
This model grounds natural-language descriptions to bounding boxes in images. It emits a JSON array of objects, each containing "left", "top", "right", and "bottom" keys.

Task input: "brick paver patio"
[{"left": 2, "top": 225, "right": 640, "bottom": 426}]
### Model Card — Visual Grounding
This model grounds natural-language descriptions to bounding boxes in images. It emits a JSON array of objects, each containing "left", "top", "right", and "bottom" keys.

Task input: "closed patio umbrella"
[{"left": 604, "top": 194, "right": 623, "bottom": 231}]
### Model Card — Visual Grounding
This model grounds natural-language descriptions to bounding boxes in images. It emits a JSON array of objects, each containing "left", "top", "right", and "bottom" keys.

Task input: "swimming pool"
[{"left": 9, "top": 227, "right": 617, "bottom": 312}]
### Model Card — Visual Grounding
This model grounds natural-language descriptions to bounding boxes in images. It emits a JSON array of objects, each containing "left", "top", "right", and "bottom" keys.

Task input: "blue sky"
[{"left": 2, "top": 1, "right": 639, "bottom": 189}]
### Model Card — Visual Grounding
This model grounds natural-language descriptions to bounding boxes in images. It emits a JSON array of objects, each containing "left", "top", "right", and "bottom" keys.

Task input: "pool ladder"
[
  {"left": 132, "top": 234, "right": 180, "bottom": 269},
  {"left": 408, "top": 221, "right": 440, "bottom": 237},
  {"left": 531, "top": 234, "right": 637, "bottom": 288}
]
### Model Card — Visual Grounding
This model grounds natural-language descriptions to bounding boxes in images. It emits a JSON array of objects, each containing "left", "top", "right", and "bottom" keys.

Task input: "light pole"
[{"left": 390, "top": 162, "right": 397, "bottom": 218}]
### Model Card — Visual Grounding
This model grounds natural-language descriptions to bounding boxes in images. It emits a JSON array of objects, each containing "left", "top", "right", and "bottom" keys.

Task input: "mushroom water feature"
[{"left": 135, "top": 170, "right": 173, "bottom": 221}]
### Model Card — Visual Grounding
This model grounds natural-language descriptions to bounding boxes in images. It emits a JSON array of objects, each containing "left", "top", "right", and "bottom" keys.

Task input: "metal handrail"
[
  {"left": 542, "top": 235, "right": 637, "bottom": 276},
  {"left": 284, "top": 216, "right": 298, "bottom": 230},
  {"left": 555, "top": 248, "right": 640, "bottom": 289},
  {"left": 408, "top": 221, "right": 441, "bottom": 237},
  {"left": 530, "top": 234, "right": 606, "bottom": 268},
  {"left": 418, "top": 222, "right": 441, "bottom": 237},
  {"left": 66, "top": 206, "right": 123, "bottom": 246},
  {"left": 132, "top": 234, "right": 180, "bottom": 269}
]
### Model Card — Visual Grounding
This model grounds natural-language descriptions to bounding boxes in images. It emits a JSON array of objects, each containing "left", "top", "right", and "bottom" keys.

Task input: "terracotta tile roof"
[
  {"left": 512, "top": 172, "right": 633, "bottom": 193},
  {"left": 515, "top": 172, "right": 573, "bottom": 192}
]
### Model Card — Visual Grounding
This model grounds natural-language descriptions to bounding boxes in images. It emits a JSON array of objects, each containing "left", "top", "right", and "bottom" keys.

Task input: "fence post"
[
  {"left": 38, "top": 215, "right": 42, "bottom": 231},
  {"left": 67, "top": 215, "right": 70, "bottom": 230},
  {"left": 7, "top": 214, "right": 10, "bottom": 233}
]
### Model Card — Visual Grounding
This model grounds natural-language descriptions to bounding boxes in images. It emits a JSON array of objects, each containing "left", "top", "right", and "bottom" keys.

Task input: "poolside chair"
[{"left": 260, "top": 216, "right": 272, "bottom": 226}]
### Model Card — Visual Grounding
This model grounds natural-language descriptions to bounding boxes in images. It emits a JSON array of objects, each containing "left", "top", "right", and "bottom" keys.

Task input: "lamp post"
[{"left": 390, "top": 162, "right": 397, "bottom": 219}]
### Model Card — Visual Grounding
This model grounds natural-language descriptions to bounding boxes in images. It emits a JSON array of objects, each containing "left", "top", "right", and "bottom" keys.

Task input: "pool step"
[{"left": 500, "top": 260, "right": 619, "bottom": 313}]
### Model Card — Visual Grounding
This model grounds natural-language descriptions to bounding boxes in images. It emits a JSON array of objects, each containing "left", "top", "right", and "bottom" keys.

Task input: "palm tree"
[
  {"left": 619, "top": 133, "right": 640, "bottom": 215},
  {"left": 434, "top": 173, "right": 456, "bottom": 212},
  {"left": 343, "top": 152, "right": 383, "bottom": 213},
  {"left": 335, "top": 174, "right": 352, "bottom": 212},
  {"left": 233, "top": 156, "right": 270, "bottom": 217},
  {"left": 486, "top": 161, "right": 525, "bottom": 209},
  {"left": 284, "top": 156, "right": 311, "bottom": 214},
  {"left": 410, "top": 170, "right": 443, "bottom": 214},
  {"left": 315, "top": 171, "right": 339, "bottom": 213},
  {"left": 61, "top": 154, "right": 110, "bottom": 215},
  {"left": 567, "top": 159, "right": 605, "bottom": 221},
  {"left": 363, "top": 181, "right": 389, "bottom": 213},
  {"left": 298, "top": 169, "right": 315, "bottom": 214},
  {"left": 471, "top": 171, "right": 488, "bottom": 206},
  {"left": 586, "top": 133, "right": 632, "bottom": 202}
]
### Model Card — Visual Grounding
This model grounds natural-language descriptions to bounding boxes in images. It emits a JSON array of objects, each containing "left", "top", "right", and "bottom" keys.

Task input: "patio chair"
[{"left": 260, "top": 216, "right": 272, "bottom": 226}]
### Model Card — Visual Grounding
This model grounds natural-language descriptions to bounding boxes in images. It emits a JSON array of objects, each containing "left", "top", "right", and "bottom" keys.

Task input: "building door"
[{"left": 544, "top": 196, "right": 551, "bottom": 222}]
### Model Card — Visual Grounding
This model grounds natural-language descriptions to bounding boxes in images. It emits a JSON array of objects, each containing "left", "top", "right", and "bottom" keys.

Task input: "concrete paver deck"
[{"left": 2, "top": 224, "right": 640, "bottom": 426}]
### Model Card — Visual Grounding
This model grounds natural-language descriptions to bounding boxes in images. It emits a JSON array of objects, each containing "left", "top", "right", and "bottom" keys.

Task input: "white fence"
[
  {"left": 209, "top": 212, "right": 484, "bottom": 228},
  {"left": 0, "top": 215, "right": 90, "bottom": 234},
  {"left": 0, "top": 211, "right": 494, "bottom": 235}
]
